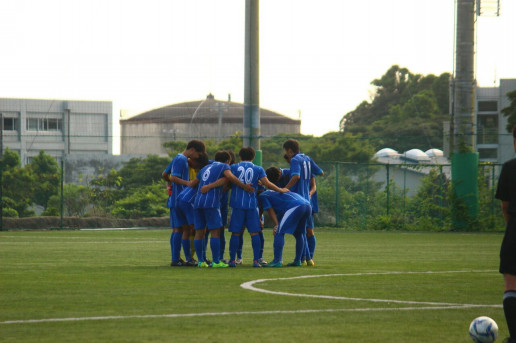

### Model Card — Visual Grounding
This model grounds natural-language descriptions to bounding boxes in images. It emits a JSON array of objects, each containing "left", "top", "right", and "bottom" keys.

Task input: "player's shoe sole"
[
  {"left": 212, "top": 261, "right": 228, "bottom": 268},
  {"left": 286, "top": 261, "right": 302, "bottom": 267},
  {"left": 306, "top": 259, "right": 315, "bottom": 267},
  {"left": 263, "top": 261, "right": 282, "bottom": 267}
]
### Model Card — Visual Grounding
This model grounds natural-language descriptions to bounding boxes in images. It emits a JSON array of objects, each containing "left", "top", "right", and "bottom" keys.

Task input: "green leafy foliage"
[
  {"left": 111, "top": 183, "right": 168, "bottom": 218},
  {"left": 27, "top": 150, "right": 60, "bottom": 209},
  {"left": 502, "top": 89, "right": 516, "bottom": 132}
]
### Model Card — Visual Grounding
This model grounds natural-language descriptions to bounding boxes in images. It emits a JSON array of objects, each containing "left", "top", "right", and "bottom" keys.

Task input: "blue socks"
[
  {"left": 294, "top": 232, "right": 306, "bottom": 262},
  {"left": 219, "top": 230, "right": 226, "bottom": 260},
  {"left": 171, "top": 232, "right": 182, "bottom": 262},
  {"left": 182, "top": 239, "right": 192, "bottom": 262},
  {"left": 307, "top": 234, "right": 316, "bottom": 259},
  {"left": 273, "top": 233, "right": 285, "bottom": 263},
  {"left": 194, "top": 239, "right": 204, "bottom": 263},
  {"left": 259, "top": 231, "right": 265, "bottom": 259},
  {"left": 229, "top": 234, "right": 240, "bottom": 262},
  {"left": 251, "top": 234, "right": 261, "bottom": 262},
  {"left": 237, "top": 235, "right": 244, "bottom": 259},
  {"left": 210, "top": 237, "right": 221, "bottom": 264}
]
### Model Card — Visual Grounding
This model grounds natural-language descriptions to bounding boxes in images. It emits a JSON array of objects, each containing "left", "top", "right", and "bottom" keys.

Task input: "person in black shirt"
[{"left": 496, "top": 125, "right": 516, "bottom": 343}]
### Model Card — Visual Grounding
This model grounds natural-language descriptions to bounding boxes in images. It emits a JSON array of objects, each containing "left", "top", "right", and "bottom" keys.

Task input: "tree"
[
  {"left": 502, "top": 89, "right": 516, "bottom": 132},
  {"left": 28, "top": 151, "right": 60, "bottom": 209},
  {"left": 1, "top": 148, "right": 35, "bottom": 217}
]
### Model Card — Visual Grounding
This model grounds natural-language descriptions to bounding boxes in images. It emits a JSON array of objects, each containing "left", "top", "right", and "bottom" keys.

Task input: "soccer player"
[
  {"left": 282, "top": 138, "right": 323, "bottom": 266},
  {"left": 227, "top": 147, "right": 289, "bottom": 268},
  {"left": 190, "top": 151, "right": 254, "bottom": 268},
  {"left": 162, "top": 139, "right": 205, "bottom": 266},
  {"left": 496, "top": 126, "right": 516, "bottom": 343},
  {"left": 260, "top": 166, "right": 312, "bottom": 267},
  {"left": 175, "top": 152, "right": 211, "bottom": 266}
]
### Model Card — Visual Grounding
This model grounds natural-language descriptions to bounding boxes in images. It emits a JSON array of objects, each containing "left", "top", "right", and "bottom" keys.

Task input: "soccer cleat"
[
  {"left": 220, "top": 259, "right": 229, "bottom": 264},
  {"left": 228, "top": 261, "right": 237, "bottom": 267},
  {"left": 301, "top": 260, "right": 307, "bottom": 266},
  {"left": 287, "top": 260, "right": 302, "bottom": 267},
  {"left": 198, "top": 261, "right": 210, "bottom": 268},
  {"left": 170, "top": 260, "right": 184, "bottom": 267},
  {"left": 253, "top": 260, "right": 262, "bottom": 268},
  {"left": 263, "top": 261, "right": 282, "bottom": 267},
  {"left": 183, "top": 260, "right": 197, "bottom": 267},
  {"left": 306, "top": 259, "right": 315, "bottom": 267},
  {"left": 212, "top": 261, "right": 229, "bottom": 268},
  {"left": 235, "top": 258, "right": 243, "bottom": 265},
  {"left": 258, "top": 258, "right": 268, "bottom": 265}
]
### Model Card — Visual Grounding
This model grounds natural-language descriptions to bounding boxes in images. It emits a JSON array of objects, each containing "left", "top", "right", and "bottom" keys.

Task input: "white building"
[
  {"left": 444, "top": 78, "right": 516, "bottom": 163},
  {"left": 0, "top": 98, "right": 112, "bottom": 165}
]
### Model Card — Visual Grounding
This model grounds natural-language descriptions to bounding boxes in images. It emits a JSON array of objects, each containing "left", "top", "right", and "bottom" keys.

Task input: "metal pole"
[
  {"left": 60, "top": 159, "right": 64, "bottom": 230},
  {"left": 335, "top": 162, "right": 339, "bottom": 227},
  {"left": 243, "top": 0, "right": 260, "bottom": 150},
  {"left": 386, "top": 164, "right": 390, "bottom": 216}
]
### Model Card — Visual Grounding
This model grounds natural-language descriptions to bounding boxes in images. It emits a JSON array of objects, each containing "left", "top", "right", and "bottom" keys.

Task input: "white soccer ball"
[{"left": 469, "top": 316, "right": 499, "bottom": 343}]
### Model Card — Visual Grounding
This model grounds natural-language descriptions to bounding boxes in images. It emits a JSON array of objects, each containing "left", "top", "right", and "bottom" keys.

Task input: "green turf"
[{"left": 0, "top": 228, "right": 506, "bottom": 342}]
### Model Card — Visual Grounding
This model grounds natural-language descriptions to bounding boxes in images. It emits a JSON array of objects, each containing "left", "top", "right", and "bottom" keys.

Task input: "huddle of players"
[{"left": 162, "top": 138, "right": 323, "bottom": 268}]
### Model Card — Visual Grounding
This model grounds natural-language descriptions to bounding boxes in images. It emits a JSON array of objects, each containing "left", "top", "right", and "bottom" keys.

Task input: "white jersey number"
[{"left": 237, "top": 166, "right": 254, "bottom": 184}]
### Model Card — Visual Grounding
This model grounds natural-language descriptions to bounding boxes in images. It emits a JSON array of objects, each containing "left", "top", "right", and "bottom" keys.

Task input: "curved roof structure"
[
  {"left": 425, "top": 149, "right": 444, "bottom": 157},
  {"left": 120, "top": 93, "right": 300, "bottom": 125},
  {"left": 403, "top": 149, "right": 431, "bottom": 162},
  {"left": 374, "top": 148, "right": 399, "bottom": 158}
]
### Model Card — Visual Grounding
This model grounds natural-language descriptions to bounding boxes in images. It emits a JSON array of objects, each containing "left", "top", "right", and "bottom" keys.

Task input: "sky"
[{"left": 0, "top": 0, "right": 515, "bottom": 154}]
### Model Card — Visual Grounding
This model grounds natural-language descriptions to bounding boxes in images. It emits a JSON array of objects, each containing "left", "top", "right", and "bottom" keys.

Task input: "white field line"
[
  {"left": 1, "top": 270, "right": 501, "bottom": 325},
  {"left": 0, "top": 305, "right": 501, "bottom": 325},
  {"left": 240, "top": 270, "right": 500, "bottom": 307}
]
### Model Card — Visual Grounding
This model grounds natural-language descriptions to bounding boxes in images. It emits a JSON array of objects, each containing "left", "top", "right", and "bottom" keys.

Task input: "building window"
[
  {"left": 477, "top": 115, "right": 498, "bottom": 144},
  {"left": 3, "top": 117, "right": 19, "bottom": 131},
  {"left": 478, "top": 148, "right": 498, "bottom": 160},
  {"left": 478, "top": 101, "right": 498, "bottom": 112},
  {"left": 26, "top": 118, "right": 62, "bottom": 132}
]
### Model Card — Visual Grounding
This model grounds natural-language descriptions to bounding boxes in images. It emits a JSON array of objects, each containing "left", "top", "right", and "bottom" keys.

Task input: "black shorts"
[{"left": 500, "top": 216, "right": 516, "bottom": 275}]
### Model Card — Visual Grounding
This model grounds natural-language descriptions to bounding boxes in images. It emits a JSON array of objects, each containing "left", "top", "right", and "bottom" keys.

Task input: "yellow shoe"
[
  {"left": 306, "top": 259, "right": 315, "bottom": 267},
  {"left": 301, "top": 260, "right": 307, "bottom": 266}
]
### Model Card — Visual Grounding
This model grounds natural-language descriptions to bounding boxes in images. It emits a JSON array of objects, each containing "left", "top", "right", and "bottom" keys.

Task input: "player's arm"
[
  {"left": 162, "top": 171, "right": 171, "bottom": 182},
  {"left": 169, "top": 175, "right": 189, "bottom": 186},
  {"left": 267, "top": 208, "right": 279, "bottom": 235},
  {"left": 309, "top": 177, "right": 316, "bottom": 198},
  {"left": 186, "top": 178, "right": 200, "bottom": 189},
  {"left": 200, "top": 176, "right": 228, "bottom": 194},
  {"left": 284, "top": 174, "right": 300, "bottom": 190},
  {"left": 260, "top": 176, "right": 289, "bottom": 193},
  {"left": 223, "top": 169, "right": 255, "bottom": 193},
  {"left": 501, "top": 201, "right": 510, "bottom": 224}
]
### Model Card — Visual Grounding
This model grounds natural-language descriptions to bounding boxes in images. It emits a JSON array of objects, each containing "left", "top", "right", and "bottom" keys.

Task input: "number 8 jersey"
[{"left": 229, "top": 161, "right": 266, "bottom": 209}]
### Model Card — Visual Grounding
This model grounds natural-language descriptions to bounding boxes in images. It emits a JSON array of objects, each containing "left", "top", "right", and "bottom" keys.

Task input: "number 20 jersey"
[{"left": 229, "top": 161, "right": 266, "bottom": 209}]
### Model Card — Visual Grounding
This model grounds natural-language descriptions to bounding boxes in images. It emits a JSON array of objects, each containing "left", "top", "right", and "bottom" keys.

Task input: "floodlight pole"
[
  {"left": 243, "top": 0, "right": 262, "bottom": 165},
  {"left": 451, "top": 0, "right": 479, "bottom": 227}
]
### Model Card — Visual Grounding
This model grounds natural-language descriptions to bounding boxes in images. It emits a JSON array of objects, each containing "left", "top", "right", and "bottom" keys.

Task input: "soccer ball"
[{"left": 469, "top": 316, "right": 499, "bottom": 343}]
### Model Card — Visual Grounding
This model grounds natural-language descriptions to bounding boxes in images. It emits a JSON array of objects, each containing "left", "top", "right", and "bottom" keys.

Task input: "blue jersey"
[
  {"left": 194, "top": 162, "right": 230, "bottom": 209},
  {"left": 289, "top": 153, "right": 323, "bottom": 200},
  {"left": 259, "top": 190, "right": 310, "bottom": 220},
  {"left": 277, "top": 168, "right": 290, "bottom": 188},
  {"left": 229, "top": 161, "right": 266, "bottom": 209},
  {"left": 177, "top": 185, "right": 198, "bottom": 204},
  {"left": 164, "top": 153, "right": 189, "bottom": 208}
]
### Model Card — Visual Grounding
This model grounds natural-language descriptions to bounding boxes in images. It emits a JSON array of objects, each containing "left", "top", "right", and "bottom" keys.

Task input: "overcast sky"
[{"left": 1, "top": 0, "right": 515, "bottom": 153}]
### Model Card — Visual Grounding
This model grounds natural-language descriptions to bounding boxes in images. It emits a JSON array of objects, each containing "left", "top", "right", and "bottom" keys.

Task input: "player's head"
[
  {"left": 228, "top": 150, "right": 237, "bottom": 165},
  {"left": 266, "top": 166, "right": 281, "bottom": 185},
  {"left": 239, "top": 146, "right": 256, "bottom": 162},
  {"left": 195, "top": 152, "right": 210, "bottom": 169},
  {"left": 214, "top": 150, "right": 231, "bottom": 164},
  {"left": 282, "top": 139, "right": 300, "bottom": 157},
  {"left": 283, "top": 153, "right": 291, "bottom": 164},
  {"left": 185, "top": 139, "right": 206, "bottom": 159}
]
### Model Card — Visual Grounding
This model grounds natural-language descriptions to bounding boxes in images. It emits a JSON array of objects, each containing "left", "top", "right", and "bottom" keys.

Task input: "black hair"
[
  {"left": 239, "top": 146, "right": 256, "bottom": 161},
  {"left": 186, "top": 139, "right": 206, "bottom": 152},
  {"left": 196, "top": 152, "right": 210, "bottom": 169},
  {"left": 266, "top": 166, "right": 281, "bottom": 184},
  {"left": 282, "top": 139, "right": 300, "bottom": 154},
  {"left": 214, "top": 150, "right": 231, "bottom": 163}
]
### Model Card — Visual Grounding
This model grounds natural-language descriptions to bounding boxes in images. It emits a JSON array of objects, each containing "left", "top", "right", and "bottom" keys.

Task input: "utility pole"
[
  {"left": 451, "top": 0, "right": 479, "bottom": 227},
  {"left": 243, "top": 0, "right": 262, "bottom": 165}
]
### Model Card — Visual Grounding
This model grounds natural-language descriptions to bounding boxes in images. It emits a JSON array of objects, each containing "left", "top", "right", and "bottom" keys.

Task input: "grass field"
[{"left": 0, "top": 228, "right": 507, "bottom": 342}]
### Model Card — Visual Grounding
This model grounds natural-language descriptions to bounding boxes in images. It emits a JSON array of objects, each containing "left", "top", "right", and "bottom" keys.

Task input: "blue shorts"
[
  {"left": 169, "top": 207, "right": 187, "bottom": 228},
  {"left": 229, "top": 208, "right": 261, "bottom": 234},
  {"left": 278, "top": 203, "right": 311, "bottom": 235},
  {"left": 194, "top": 208, "right": 223, "bottom": 230},
  {"left": 177, "top": 200, "right": 195, "bottom": 226}
]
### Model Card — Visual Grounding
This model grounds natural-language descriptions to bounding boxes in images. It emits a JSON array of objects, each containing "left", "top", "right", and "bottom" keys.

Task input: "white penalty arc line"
[
  {"left": 0, "top": 305, "right": 500, "bottom": 325},
  {"left": 240, "top": 270, "right": 501, "bottom": 307}
]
